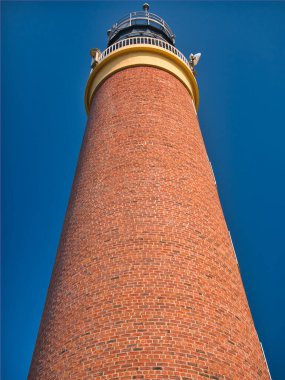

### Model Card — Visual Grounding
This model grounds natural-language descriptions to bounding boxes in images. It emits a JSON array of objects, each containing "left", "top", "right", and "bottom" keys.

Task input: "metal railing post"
[{"left": 96, "top": 37, "right": 191, "bottom": 70}]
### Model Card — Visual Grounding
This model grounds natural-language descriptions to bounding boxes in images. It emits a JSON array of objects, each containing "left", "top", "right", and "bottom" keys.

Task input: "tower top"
[
  {"left": 85, "top": 3, "right": 200, "bottom": 114},
  {"left": 142, "top": 3, "right": 150, "bottom": 12},
  {"left": 107, "top": 5, "right": 175, "bottom": 46}
]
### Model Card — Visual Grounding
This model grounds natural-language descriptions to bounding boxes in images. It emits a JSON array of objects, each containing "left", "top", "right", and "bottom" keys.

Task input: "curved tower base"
[{"left": 29, "top": 66, "right": 270, "bottom": 379}]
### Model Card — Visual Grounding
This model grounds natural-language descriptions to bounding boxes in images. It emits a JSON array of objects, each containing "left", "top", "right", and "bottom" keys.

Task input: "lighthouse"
[{"left": 29, "top": 4, "right": 271, "bottom": 379}]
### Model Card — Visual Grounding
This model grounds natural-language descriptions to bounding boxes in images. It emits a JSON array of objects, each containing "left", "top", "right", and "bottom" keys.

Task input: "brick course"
[{"left": 29, "top": 67, "right": 270, "bottom": 379}]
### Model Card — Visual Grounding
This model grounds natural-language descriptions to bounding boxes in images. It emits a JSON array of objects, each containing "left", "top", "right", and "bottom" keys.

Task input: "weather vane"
[{"left": 143, "top": 3, "right": 150, "bottom": 12}]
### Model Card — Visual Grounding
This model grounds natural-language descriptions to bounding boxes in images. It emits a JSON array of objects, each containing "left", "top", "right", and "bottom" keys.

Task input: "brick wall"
[{"left": 29, "top": 67, "right": 270, "bottom": 379}]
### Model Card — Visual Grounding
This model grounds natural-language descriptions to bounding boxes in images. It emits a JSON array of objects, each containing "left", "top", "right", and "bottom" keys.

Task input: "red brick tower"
[{"left": 29, "top": 5, "right": 271, "bottom": 379}]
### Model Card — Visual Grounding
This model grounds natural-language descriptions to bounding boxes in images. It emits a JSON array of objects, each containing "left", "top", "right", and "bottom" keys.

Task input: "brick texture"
[{"left": 29, "top": 67, "right": 270, "bottom": 379}]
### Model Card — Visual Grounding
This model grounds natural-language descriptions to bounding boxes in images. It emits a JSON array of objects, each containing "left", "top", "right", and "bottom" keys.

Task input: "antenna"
[
  {"left": 189, "top": 53, "right": 202, "bottom": 66},
  {"left": 189, "top": 53, "right": 202, "bottom": 74},
  {"left": 90, "top": 48, "right": 101, "bottom": 70},
  {"left": 193, "top": 53, "right": 201, "bottom": 65}
]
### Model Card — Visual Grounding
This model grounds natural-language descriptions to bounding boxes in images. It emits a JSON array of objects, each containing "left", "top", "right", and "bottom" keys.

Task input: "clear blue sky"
[{"left": 1, "top": 1, "right": 284, "bottom": 379}]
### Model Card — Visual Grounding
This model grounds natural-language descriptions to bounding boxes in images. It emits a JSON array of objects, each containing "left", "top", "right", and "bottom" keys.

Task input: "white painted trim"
[
  {"left": 260, "top": 341, "right": 272, "bottom": 380},
  {"left": 209, "top": 161, "right": 216, "bottom": 185},
  {"left": 228, "top": 230, "right": 239, "bottom": 265}
]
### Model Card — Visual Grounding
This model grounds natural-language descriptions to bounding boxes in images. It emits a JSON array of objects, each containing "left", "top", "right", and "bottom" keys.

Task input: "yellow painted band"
[{"left": 84, "top": 44, "right": 199, "bottom": 114}]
